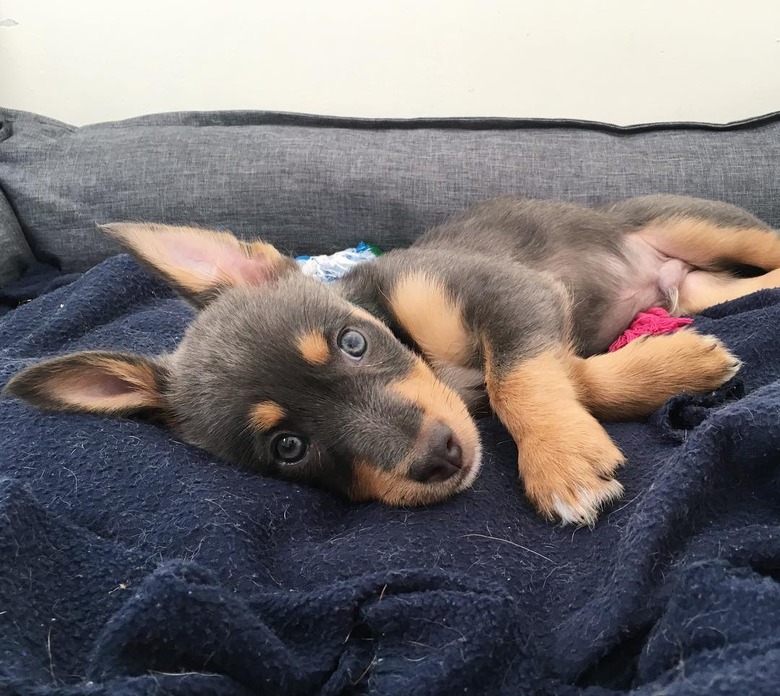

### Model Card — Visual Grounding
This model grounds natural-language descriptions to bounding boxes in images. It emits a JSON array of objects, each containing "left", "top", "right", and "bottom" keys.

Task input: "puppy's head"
[{"left": 4, "top": 224, "right": 481, "bottom": 506}]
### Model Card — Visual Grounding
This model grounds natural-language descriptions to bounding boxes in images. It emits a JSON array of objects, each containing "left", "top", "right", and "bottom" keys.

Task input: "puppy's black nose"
[{"left": 409, "top": 422, "right": 463, "bottom": 483}]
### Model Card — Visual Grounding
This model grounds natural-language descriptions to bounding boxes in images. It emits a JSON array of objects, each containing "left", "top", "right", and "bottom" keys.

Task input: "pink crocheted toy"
[{"left": 608, "top": 307, "right": 693, "bottom": 353}]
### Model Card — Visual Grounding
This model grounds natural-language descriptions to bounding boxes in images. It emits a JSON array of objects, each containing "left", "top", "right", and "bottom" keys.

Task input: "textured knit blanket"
[{"left": 1, "top": 255, "right": 779, "bottom": 695}]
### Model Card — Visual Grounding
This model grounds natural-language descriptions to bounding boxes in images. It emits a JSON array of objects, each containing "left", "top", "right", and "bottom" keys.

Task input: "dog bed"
[{"left": 0, "top": 253, "right": 779, "bottom": 695}]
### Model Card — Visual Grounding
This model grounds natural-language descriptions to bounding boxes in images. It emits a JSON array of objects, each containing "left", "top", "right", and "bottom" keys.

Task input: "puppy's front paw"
[
  {"left": 520, "top": 417, "right": 625, "bottom": 526},
  {"left": 550, "top": 478, "right": 624, "bottom": 527},
  {"left": 665, "top": 329, "right": 742, "bottom": 393},
  {"left": 688, "top": 333, "right": 742, "bottom": 390}
]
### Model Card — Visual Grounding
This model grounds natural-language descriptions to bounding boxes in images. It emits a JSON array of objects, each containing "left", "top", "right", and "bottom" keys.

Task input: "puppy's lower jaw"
[
  {"left": 351, "top": 438, "right": 482, "bottom": 506},
  {"left": 398, "top": 439, "right": 483, "bottom": 504}
]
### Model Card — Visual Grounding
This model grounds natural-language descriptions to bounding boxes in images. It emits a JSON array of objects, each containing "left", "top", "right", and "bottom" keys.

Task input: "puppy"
[{"left": 6, "top": 195, "right": 780, "bottom": 524}]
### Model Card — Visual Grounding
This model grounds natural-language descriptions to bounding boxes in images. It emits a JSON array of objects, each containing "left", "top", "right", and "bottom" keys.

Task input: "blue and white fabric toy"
[{"left": 296, "top": 242, "right": 382, "bottom": 283}]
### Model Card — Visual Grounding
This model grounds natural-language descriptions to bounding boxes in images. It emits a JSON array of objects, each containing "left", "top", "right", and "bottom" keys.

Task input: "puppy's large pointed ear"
[
  {"left": 100, "top": 223, "right": 299, "bottom": 308},
  {"left": 3, "top": 351, "right": 169, "bottom": 417}
]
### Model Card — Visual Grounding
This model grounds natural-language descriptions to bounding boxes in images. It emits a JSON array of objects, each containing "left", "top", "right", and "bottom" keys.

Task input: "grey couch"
[{"left": 2, "top": 108, "right": 780, "bottom": 284}]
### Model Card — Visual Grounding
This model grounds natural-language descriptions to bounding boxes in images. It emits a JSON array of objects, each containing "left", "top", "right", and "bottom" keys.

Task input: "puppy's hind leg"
[
  {"left": 570, "top": 329, "right": 741, "bottom": 422},
  {"left": 677, "top": 268, "right": 780, "bottom": 315},
  {"left": 637, "top": 216, "right": 780, "bottom": 313}
]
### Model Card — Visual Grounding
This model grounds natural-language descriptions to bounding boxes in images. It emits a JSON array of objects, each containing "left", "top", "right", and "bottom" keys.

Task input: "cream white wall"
[{"left": 1, "top": 0, "right": 779, "bottom": 126}]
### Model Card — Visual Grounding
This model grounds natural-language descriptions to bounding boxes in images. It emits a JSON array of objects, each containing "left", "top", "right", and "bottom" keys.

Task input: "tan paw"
[
  {"left": 669, "top": 330, "right": 741, "bottom": 393},
  {"left": 550, "top": 479, "right": 625, "bottom": 526},
  {"left": 520, "top": 415, "right": 626, "bottom": 526}
]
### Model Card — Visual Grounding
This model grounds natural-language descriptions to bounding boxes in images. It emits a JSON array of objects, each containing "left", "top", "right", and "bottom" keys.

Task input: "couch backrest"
[
  {"left": 1, "top": 107, "right": 780, "bottom": 274},
  {"left": 0, "top": 183, "right": 34, "bottom": 286}
]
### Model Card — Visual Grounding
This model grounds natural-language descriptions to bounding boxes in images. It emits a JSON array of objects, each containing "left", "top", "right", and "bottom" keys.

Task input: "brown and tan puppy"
[{"left": 6, "top": 195, "right": 780, "bottom": 525}]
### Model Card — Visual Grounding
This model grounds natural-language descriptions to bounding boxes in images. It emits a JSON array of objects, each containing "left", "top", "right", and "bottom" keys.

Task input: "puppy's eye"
[
  {"left": 338, "top": 329, "right": 367, "bottom": 359},
  {"left": 272, "top": 433, "right": 308, "bottom": 464}
]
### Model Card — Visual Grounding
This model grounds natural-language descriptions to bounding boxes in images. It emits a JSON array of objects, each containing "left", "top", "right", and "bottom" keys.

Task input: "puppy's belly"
[{"left": 596, "top": 235, "right": 693, "bottom": 349}]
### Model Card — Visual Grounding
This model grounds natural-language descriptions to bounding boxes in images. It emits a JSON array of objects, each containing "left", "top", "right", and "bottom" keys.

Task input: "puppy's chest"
[
  {"left": 381, "top": 275, "right": 488, "bottom": 412},
  {"left": 381, "top": 298, "right": 486, "bottom": 411},
  {"left": 432, "top": 362, "right": 489, "bottom": 415},
  {"left": 341, "top": 259, "right": 488, "bottom": 411}
]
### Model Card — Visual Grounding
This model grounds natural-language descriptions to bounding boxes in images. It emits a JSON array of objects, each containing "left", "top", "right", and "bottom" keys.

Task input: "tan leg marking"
[
  {"left": 677, "top": 268, "right": 780, "bottom": 314},
  {"left": 570, "top": 329, "right": 741, "bottom": 421},
  {"left": 485, "top": 347, "right": 625, "bottom": 525},
  {"left": 389, "top": 271, "right": 474, "bottom": 366},
  {"left": 640, "top": 221, "right": 780, "bottom": 272}
]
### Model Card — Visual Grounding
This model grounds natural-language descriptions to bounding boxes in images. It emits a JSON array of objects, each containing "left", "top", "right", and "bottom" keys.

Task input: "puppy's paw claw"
[
  {"left": 695, "top": 336, "right": 742, "bottom": 389},
  {"left": 677, "top": 331, "right": 742, "bottom": 391},
  {"left": 549, "top": 479, "right": 624, "bottom": 527}
]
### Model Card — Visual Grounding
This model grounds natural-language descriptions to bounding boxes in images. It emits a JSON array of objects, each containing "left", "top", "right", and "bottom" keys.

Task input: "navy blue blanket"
[{"left": 1, "top": 255, "right": 779, "bottom": 695}]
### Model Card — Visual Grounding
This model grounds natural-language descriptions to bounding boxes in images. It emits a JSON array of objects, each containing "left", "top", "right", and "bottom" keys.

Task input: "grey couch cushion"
[
  {"left": 0, "top": 175, "right": 34, "bottom": 285},
  {"left": 1, "top": 107, "right": 780, "bottom": 273}
]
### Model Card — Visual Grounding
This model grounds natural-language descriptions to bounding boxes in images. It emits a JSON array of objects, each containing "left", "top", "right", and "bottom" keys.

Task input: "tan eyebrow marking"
[
  {"left": 250, "top": 401, "right": 286, "bottom": 431},
  {"left": 297, "top": 331, "right": 330, "bottom": 365}
]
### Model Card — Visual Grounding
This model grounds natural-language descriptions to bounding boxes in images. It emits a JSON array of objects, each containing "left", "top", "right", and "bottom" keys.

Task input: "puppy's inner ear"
[
  {"left": 100, "top": 223, "right": 298, "bottom": 307},
  {"left": 3, "top": 351, "right": 168, "bottom": 416}
]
